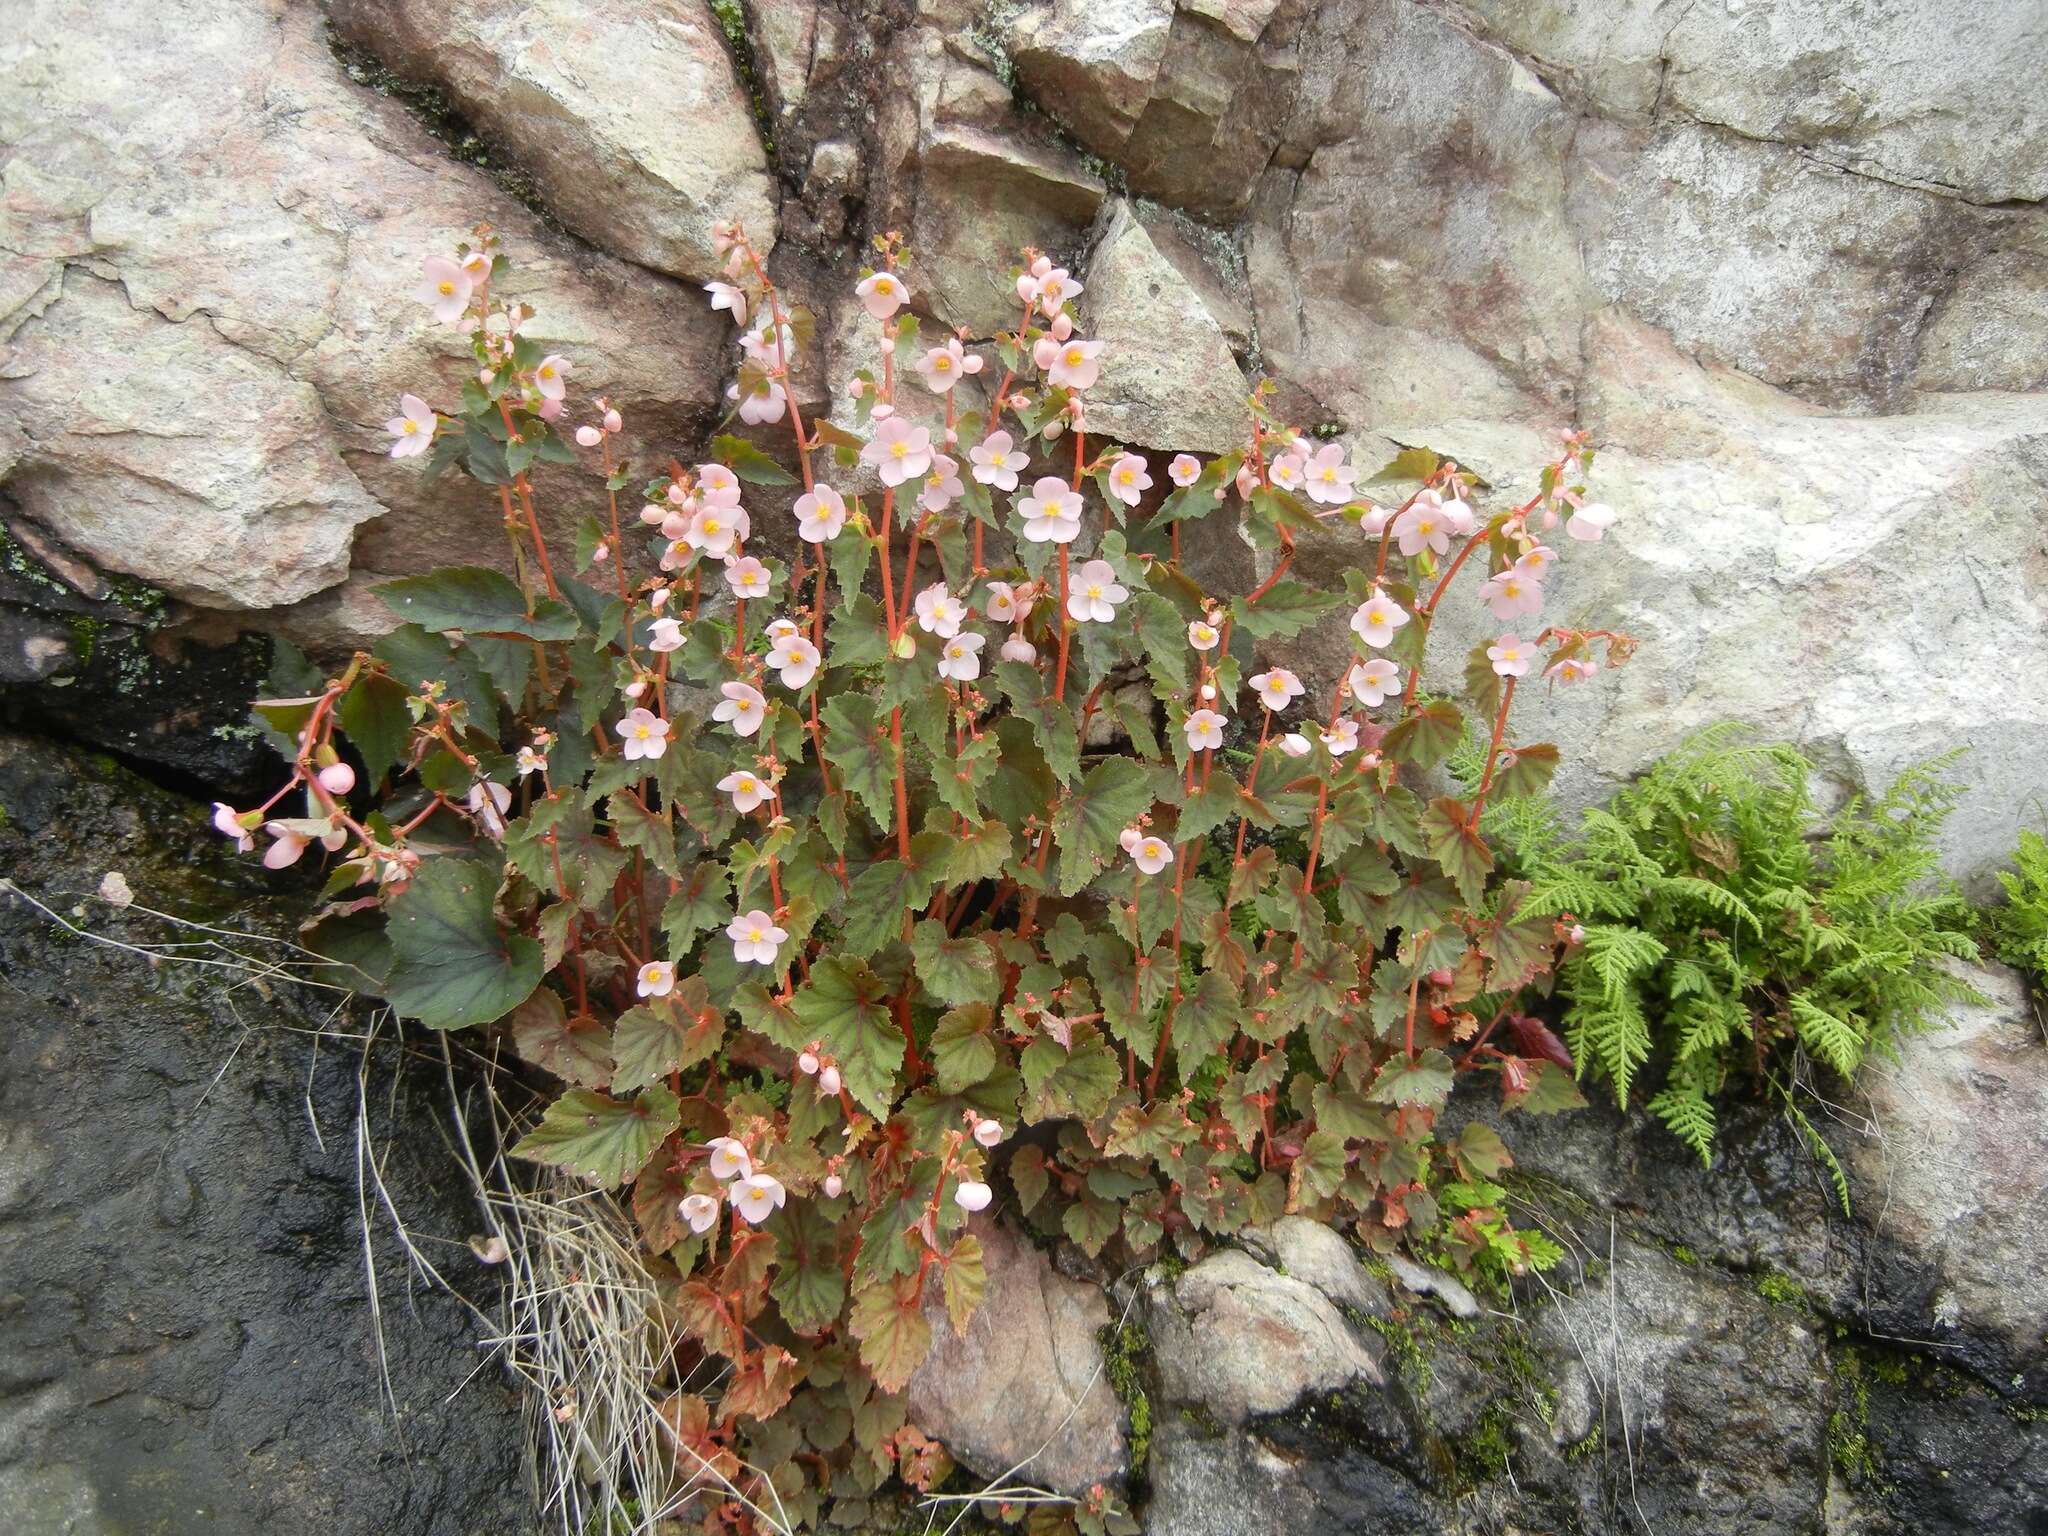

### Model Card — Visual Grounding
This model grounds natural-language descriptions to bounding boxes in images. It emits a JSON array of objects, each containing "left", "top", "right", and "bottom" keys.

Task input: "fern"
[
  {"left": 1986, "top": 828, "right": 2048, "bottom": 980},
  {"left": 1493, "top": 728, "right": 1979, "bottom": 1172}
]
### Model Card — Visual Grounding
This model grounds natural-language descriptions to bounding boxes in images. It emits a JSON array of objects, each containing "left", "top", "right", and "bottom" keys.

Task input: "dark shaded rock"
[{"left": 0, "top": 734, "right": 531, "bottom": 1534}]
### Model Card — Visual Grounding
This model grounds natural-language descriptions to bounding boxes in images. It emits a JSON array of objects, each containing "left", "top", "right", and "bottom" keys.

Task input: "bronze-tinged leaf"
[
  {"left": 942, "top": 1233, "right": 987, "bottom": 1336},
  {"left": 633, "top": 1160, "right": 691, "bottom": 1255},
  {"left": 717, "top": 1345, "right": 801, "bottom": 1424},
  {"left": 510, "top": 988, "right": 613, "bottom": 1089},
  {"left": 848, "top": 1277, "right": 934, "bottom": 1393}
]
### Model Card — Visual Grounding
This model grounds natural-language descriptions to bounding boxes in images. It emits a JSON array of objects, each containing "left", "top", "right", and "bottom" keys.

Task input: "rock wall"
[{"left": 1, "top": 0, "right": 2042, "bottom": 881}]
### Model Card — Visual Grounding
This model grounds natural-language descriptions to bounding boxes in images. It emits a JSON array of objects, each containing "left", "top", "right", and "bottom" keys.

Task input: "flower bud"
[
  {"left": 624, "top": 680, "right": 647, "bottom": 700},
  {"left": 575, "top": 425, "right": 602, "bottom": 447},
  {"left": 823, "top": 1173, "right": 844, "bottom": 1198},
  {"left": 1049, "top": 311, "right": 1073, "bottom": 342},
  {"left": 317, "top": 762, "right": 357, "bottom": 796},
  {"left": 818, "top": 1064, "right": 842, "bottom": 1096},
  {"left": 603, "top": 409, "right": 623, "bottom": 433},
  {"left": 1199, "top": 685, "right": 1216, "bottom": 701},
  {"left": 478, "top": 368, "right": 495, "bottom": 386},
  {"left": 973, "top": 1119, "right": 1003, "bottom": 1148},
  {"left": 797, "top": 1050, "right": 819, "bottom": 1075},
  {"left": 592, "top": 542, "right": 609, "bottom": 562}
]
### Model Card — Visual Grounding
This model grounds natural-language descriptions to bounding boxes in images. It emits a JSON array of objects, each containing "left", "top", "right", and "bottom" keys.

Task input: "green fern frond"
[
  {"left": 1788, "top": 993, "right": 1864, "bottom": 1076},
  {"left": 1647, "top": 1080, "right": 1717, "bottom": 1164}
]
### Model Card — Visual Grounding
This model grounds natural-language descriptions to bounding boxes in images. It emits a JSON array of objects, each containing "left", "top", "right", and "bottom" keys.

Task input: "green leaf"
[
  {"left": 1384, "top": 700, "right": 1464, "bottom": 770},
  {"left": 821, "top": 695, "right": 895, "bottom": 833},
  {"left": 1019, "top": 1021, "right": 1119, "bottom": 1124},
  {"left": 1052, "top": 757, "right": 1155, "bottom": 896},
  {"left": 1297, "top": 1129, "right": 1347, "bottom": 1198},
  {"left": 943, "top": 818, "right": 1013, "bottom": 885},
  {"left": 768, "top": 1200, "right": 846, "bottom": 1334},
  {"left": 793, "top": 957, "right": 905, "bottom": 1117},
  {"left": 609, "top": 790, "right": 681, "bottom": 879},
  {"left": 1422, "top": 795, "right": 1495, "bottom": 908},
  {"left": 384, "top": 858, "right": 543, "bottom": 1029},
  {"left": 1170, "top": 969, "right": 1242, "bottom": 1079},
  {"left": 931, "top": 1003, "right": 998, "bottom": 1092},
  {"left": 710, "top": 433, "right": 799, "bottom": 486},
  {"left": 372, "top": 567, "right": 579, "bottom": 640},
  {"left": 1369, "top": 446, "right": 1441, "bottom": 485},
  {"left": 510, "top": 1084, "right": 681, "bottom": 1186},
  {"left": 337, "top": 670, "right": 412, "bottom": 782},
  {"left": 1489, "top": 742, "right": 1560, "bottom": 801},
  {"left": 612, "top": 986, "right": 725, "bottom": 1093},
  {"left": 910, "top": 921, "right": 999, "bottom": 1006},
  {"left": 662, "top": 863, "right": 731, "bottom": 951},
  {"left": 838, "top": 853, "right": 941, "bottom": 960},
  {"left": 1230, "top": 580, "right": 1343, "bottom": 640},
  {"left": 372, "top": 624, "right": 498, "bottom": 730},
  {"left": 1503, "top": 1058, "right": 1589, "bottom": 1115},
  {"left": 1365, "top": 1048, "right": 1455, "bottom": 1107},
  {"left": 943, "top": 1234, "right": 987, "bottom": 1334}
]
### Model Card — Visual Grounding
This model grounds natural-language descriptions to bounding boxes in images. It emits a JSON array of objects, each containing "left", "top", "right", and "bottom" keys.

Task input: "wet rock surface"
[{"left": 0, "top": 734, "right": 530, "bottom": 1535}]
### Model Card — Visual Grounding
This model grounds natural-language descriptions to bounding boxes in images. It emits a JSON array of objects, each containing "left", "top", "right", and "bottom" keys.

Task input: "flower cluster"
[{"left": 231, "top": 222, "right": 1633, "bottom": 1533}]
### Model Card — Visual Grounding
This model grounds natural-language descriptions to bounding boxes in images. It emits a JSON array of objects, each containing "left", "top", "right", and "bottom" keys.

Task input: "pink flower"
[
  {"left": 724, "top": 556, "right": 772, "bottom": 601},
  {"left": 516, "top": 745, "right": 547, "bottom": 776},
  {"left": 317, "top": 762, "right": 356, "bottom": 796},
  {"left": 1105, "top": 453, "right": 1152, "bottom": 507},
  {"left": 790, "top": 484, "right": 845, "bottom": 543},
  {"left": 727, "top": 908, "right": 789, "bottom": 966},
  {"left": 970, "top": 431, "right": 1029, "bottom": 491},
  {"left": 1358, "top": 504, "right": 1392, "bottom": 536},
  {"left": 726, "top": 378, "right": 787, "bottom": 425},
  {"left": 855, "top": 270, "right": 909, "bottom": 320},
  {"left": 770, "top": 633, "right": 821, "bottom": 689},
  {"left": 731, "top": 1173, "right": 788, "bottom": 1225},
  {"left": 1277, "top": 732, "right": 1313, "bottom": 758},
  {"left": 637, "top": 960, "right": 676, "bottom": 997},
  {"left": 1349, "top": 589, "right": 1410, "bottom": 649},
  {"left": 983, "top": 580, "right": 1028, "bottom": 623},
  {"left": 1478, "top": 570, "right": 1544, "bottom": 621},
  {"left": 1393, "top": 501, "right": 1450, "bottom": 557},
  {"left": 698, "top": 463, "right": 743, "bottom": 502},
  {"left": 920, "top": 453, "right": 964, "bottom": 513},
  {"left": 617, "top": 707, "right": 671, "bottom": 760},
  {"left": 1545, "top": 656, "right": 1598, "bottom": 685},
  {"left": 914, "top": 582, "right": 965, "bottom": 638},
  {"left": 973, "top": 1119, "right": 1004, "bottom": 1148},
  {"left": 536, "top": 396, "right": 563, "bottom": 421},
  {"left": 705, "top": 1137, "right": 753, "bottom": 1181},
  {"left": 1267, "top": 451, "right": 1306, "bottom": 492},
  {"left": 1035, "top": 266, "right": 1082, "bottom": 316},
  {"left": 685, "top": 505, "right": 748, "bottom": 558},
  {"left": 680, "top": 1193, "right": 721, "bottom": 1234},
  {"left": 740, "top": 318, "right": 794, "bottom": 369},
  {"left": 1321, "top": 718, "right": 1361, "bottom": 757},
  {"left": 1487, "top": 634, "right": 1537, "bottom": 678},
  {"left": 1566, "top": 501, "right": 1616, "bottom": 542},
  {"left": 953, "top": 1180, "right": 994, "bottom": 1213},
  {"left": 1184, "top": 709, "right": 1227, "bottom": 753},
  {"left": 1018, "top": 477, "right": 1083, "bottom": 543},
  {"left": 1188, "top": 616, "right": 1222, "bottom": 652},
  {"left": 1301, "top": 443, "right": 1356, "bottom": 506},
  {"left": 1515, "top": 545, "right": 1557, "bottom": 581},
  {"left": 717, "top": 768, "right": 772, "bottom": 813},
  {"left": 1066, "top": 560, "right": 1129, "bottom": 623},
  {"left": 533, "top": 354, "right": 570, "bottom": 402},
  {"left": 1001, "top": 634, "right": 1038, "bottom": 663},
  {"left": 862, "top": 417, "right": 932, "bottom": 487},
  {"left": 460, "top": 250, "right": 491, "bottom": 285},
  {"left": 714, "top": 681, "right": 767, "bottom": 738},
  {"left": 704, "top": 280, "right": 748, "bottom": 327},
  {"left": 1168, "top": 453, "right": 1202, "bottom": 488},
  {"left": 262, "top": 826, "right": 308, "bottom": 869},
  {"left": 1347, "top": 658, "right": 1400, "bottom": 707},
  {"left": 385, "top": 394, "right": 436, "bottom": 458},
  {"left": 915, "top": 338, "right": 983, "bottom": 393},
  {"left": 937, "top": 631, "right": 986, "bottom": 682},
  {"left": 647, "top": 616, "right": 685, "bottom": 653},
  {"left": 1441, "top": 494, "right": 1476, "bottom": 535},
  {"left": 1119, "top": 827, "right": 1174, "bottom": 876},
  {"left": 1045, "top": 336, "right": 1104, "bottom": 391},
  {"left": 1250, "top": 668, "right": 1305, "bottom": 711},
  {"left": 416, "top": 256, "right": 472, "bottom": 325},
  {"left": 212, "top": 802, "right": 255, "bottom": 853}
]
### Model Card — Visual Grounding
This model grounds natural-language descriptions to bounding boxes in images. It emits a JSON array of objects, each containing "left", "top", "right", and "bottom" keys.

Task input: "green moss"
[
  {"left": 1828, "top": 1350, "right": 1882, "bottom": 1486},
  {"left": 1101, "top": 1320, "right": 1154, "bottom": 1477},
  {"left": 1456, "top": 1401, "right": 1515, "bottom": 1484},
  {"left": 1562, "top": 1427, "right": 1602, "bottom": 1462},
  {"left": 1755, "top": 1269, "right": 1811, "bottom": 1310},
  {"left": 1670, "top": 1244, "right": 1699, "bottom": 1266},
  {"left": 704, "top": 0, "right": 775, "bottom": 157}
]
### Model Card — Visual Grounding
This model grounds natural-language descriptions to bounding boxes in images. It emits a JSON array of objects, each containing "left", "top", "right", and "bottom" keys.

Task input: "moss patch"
[{"left": 1101, "top": 1319, "right": 1154, "bottom": 1488}]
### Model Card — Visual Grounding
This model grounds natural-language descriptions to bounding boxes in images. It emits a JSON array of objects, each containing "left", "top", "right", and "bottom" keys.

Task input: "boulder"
[
  {"left": 904, "top": 1217, "right": 1126, "bottom": 1496},
  {"left": 0, "top": 733, "right": 528, "bottom": 1534},
  {"left": 1082, "top": 201, "right": 1252, "bottom": 453},
  {"left": 328, "top": 0, "right": 778, "bottom": 283}
]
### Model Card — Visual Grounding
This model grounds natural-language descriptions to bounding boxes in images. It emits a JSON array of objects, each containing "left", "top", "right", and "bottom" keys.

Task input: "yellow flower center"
[
  {"left": 1064, "top": 347, "right": 1083, "bottom": 366},
  {"left": 634, "top": 725, "right": 651, "bottom": 739},
  {"left": 738, "top": 777, "right": 754, "bottom": 792},
  {"left": 704, "top": 518, "right": 721, "bottom": 534},
  {"left": 437, "top": 281, "right": 455, "bottom": 296},
  {"left": 1418, "top": 520, "right": 1435, "bottom": 535},
  {"left": 891, "top": 441, "right": 908, "bottom": 458},
  {"left": 401, "top": 421, "right": 419, "bottom": 435},
  {"left": 747, "top": 927, "right": 764, "bottom": 942},
  {"left": 1087, "top": 584, "right": 1103, "bottom": 599},
  {"left": 934, "top": 356, "right": 951, "bottom": 371},
  {"left": 877, "top": 277, "right": 892, "bottom": 293},
  {"left": 539, "top": 366, "right": 554, "bottom": 380}
]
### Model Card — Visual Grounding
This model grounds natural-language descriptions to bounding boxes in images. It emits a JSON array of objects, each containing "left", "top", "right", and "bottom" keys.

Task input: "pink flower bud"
[
  {"left": 536, "top": 396, "right": 564, "bottom": 421},
  {"left": 1199, "top": 685, "right": 1216, "bottom": 701},
  {"left": 1049, "top": 311, "right": 1073, "bottom": 342},
  {"left": 973, "top": 1119, "right": 1003, "bottom": 1148},
  {"left": 818, "top": 1064, "right": 842, "bottom": 1096},
  {"left": 576, "top": 425, "right": 603, "bottom": 447},
  {"left": 592, "top": 542, "right": 609, "bottom": 562},
  {"left": 667, "top": 483, "right": 688, "bottom": 504},
  {"left": 317, "top": 762, "right": 357, "bottom": 796},
  {"left": 603, "top": 409, "right": 623, "bottom": 433},
  {"left": 823, "top": 1173, "right": 844, "bottom": 1198},
  {"left": 954, "top": 1180, "right": 993, "bottom": 1212},
  {"left": 797, "top": 1050, "right": 820, "bottom": 1075},
  {"left": 478, "top": 369, "right": 494, "bottom": 386},
  {"left": 650, "top": 587, "right": 671, "bottom": 610},
  {"left": 1030, "top": 255, "right": 1052, "bottom": 278},
  {"left": 624, "top": 680, "right": 647, "bottom": 700}
]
